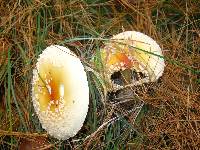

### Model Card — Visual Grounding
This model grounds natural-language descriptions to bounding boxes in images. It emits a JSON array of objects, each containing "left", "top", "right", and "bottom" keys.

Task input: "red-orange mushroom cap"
[
  {"left": 101, "top": 31, "right": 165, "bottom": 91},
  {"left": 32, "top": 45, "right": 89, "bottom": 140}
]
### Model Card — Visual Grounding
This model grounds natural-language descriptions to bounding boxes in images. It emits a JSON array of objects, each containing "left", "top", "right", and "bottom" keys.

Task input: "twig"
[{"left": 0, "top": 130, "right": 48, "bottom": 137}]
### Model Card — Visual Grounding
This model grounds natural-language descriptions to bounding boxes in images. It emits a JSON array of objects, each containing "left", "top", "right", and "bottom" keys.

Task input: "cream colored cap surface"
[
  {"left": 101, "top": 31, "right": 165, "bottom": 91},
  {"left": 32, "top": 45, "right": 89, "bottom": 140}
]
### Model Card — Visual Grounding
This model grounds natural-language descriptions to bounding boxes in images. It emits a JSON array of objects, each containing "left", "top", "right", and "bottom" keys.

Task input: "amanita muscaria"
[
  {"left": 32, "top": 45, "right": 89, "bottom": 140},
  {"left": 100, "top": 31, "right": 165, "bottom": 91}
]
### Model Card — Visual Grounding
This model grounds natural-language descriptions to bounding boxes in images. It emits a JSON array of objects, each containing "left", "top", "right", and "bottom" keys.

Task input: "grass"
[{"left": 0, "top": 0, "right": 200, "bottom": 149}]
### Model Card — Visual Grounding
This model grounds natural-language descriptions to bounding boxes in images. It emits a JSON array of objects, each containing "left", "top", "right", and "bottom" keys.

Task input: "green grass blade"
[
  {"left": 11, "top": 83, "right": 28, "bottom": 131},
  {"left": 6, "top": 47, "right": 13, "bottom": 147}
]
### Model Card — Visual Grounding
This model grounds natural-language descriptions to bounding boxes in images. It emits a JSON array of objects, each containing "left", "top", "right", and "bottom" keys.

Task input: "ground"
[{"left": 0, "top": 0, "right": 200, "bottom": 149}]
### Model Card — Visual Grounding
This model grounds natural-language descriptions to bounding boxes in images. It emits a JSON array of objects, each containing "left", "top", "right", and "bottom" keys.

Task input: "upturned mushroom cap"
[
  {"left": 32, "top": 45, "right": 89, "bottom": 140},
  {"left": 101, "top": 31, "right": 165, "bottom": 91}
]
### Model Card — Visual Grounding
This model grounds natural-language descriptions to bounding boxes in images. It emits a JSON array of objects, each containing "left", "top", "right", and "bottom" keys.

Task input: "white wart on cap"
[
  {"left": 101, "top": 31, "right": 165, "bottom": 91},
  {"left": 32, "top": 45, "right": 89, "bottom": 140}
]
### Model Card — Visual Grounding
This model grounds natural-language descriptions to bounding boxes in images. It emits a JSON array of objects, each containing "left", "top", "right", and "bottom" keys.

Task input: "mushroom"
[
  {"left": 32, "top": 45, "right": 89, "bottom": 140},
  {"left": 19, "top": 137, "right": 49, "bottom": 150},
  {"left": 100, "top": 31, "right": 165, "bottom": 91}
]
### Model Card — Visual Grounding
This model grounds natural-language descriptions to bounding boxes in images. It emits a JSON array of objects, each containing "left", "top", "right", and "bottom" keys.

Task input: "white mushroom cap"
[
  {"left": 101, "top": 31, "right": 165, "bottom": 91},
  {"left": 32, "top": 45, "right": 89, "bottom": 140}
]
